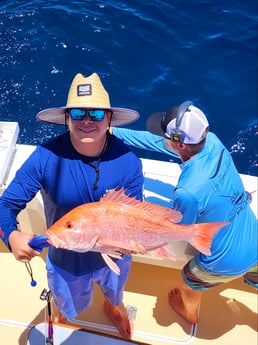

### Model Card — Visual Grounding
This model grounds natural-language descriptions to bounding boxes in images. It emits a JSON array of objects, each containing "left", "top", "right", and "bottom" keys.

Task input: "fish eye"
[{"left": 65, "top": 221, "right": 73, "bottom": 229}]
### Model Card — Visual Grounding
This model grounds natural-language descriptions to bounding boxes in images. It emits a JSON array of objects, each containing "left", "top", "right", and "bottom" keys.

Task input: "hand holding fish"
[
  {"left": 9, "top": 231, "right": 41, "bottom": 263},
  {"left": 43, "top": 189, "right": 229, "bottom": 274}
]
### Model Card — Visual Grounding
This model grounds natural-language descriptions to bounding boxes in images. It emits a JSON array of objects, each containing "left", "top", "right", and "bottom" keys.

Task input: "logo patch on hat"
[{"left": 77, "top": 84, "right": 92, "bottom": 96}]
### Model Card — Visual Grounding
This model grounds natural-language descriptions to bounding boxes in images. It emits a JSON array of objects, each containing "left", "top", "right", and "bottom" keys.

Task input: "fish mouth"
[
  {"left": 45, "top": 230, "right": 99, "bottom": 253},
  {"left": 45, "top": 230, "right": 77, "bottom": 250},
  {"left": 46, "top": 230, "right": 65, "bottom": 249}
]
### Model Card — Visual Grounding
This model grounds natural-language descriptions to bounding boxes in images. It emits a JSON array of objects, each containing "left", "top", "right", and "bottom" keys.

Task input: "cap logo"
[
  {"left": 172, "top": 135, "right": 180, "bottom": 142},
  {"left": 77, "top": 84, "right": 92, "bottom": 96}
]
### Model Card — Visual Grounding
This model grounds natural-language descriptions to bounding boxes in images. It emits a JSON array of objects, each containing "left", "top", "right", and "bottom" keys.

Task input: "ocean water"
[{"left": 0, "top": 0, "right": 257, "bottom": 175}]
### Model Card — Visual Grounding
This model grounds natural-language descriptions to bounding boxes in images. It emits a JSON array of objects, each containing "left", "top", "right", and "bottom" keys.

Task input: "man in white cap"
[
  {"left": 112, "top": 101, "right": 257, "bottom": 324},
  {"left": 0, "top": 73, "right": 144, "bottom": 338}
]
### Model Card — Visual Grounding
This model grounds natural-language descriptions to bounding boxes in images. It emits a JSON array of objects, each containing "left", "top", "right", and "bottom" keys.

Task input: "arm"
[
  {"left": 123, "top": 156, "right": 144, "bottom": 201},
  {"left": 0, "top": 148, "right": 43, "bottom": 261},
  {"left": 112, "top": 127, "right": 179, "bottom": 159}
]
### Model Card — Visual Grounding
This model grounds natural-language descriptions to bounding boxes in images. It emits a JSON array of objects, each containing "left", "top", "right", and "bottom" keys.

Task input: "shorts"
[
  {"left": 183, "top": 257, "right": 258, "bottom": 291},
  {"left": 46, "top": 253, "right": 132, "bottom": 319}
]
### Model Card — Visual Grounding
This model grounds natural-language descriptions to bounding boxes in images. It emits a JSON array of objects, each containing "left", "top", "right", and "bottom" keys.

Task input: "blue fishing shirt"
[
  {"left": 113, "top": 127, "right": 180, "bottom": 162},
  {"left": 0, "top": 132, "right": 144, "bottom": 275},
  {"left": 113, "top": 128, "right": 257, "bottom": 275}
]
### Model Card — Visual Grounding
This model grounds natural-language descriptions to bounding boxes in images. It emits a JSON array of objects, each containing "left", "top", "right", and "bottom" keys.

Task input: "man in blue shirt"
[
  {"left": 0, "top": 73, "right": 144, "bottom": 338},
  {"left": 113, "top": 101, "right": 257, "bottom": 324}
]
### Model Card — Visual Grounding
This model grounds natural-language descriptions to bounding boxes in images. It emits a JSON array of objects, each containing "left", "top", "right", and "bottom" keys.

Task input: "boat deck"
[
  {"left": 0, "top": 241, "right": 257, "bottom": 345},
  {"left": 0, "top": 124, "right": 257, "bottom": 344}
]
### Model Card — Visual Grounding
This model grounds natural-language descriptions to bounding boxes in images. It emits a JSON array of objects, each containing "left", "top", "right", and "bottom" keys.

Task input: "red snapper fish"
[{"left": 46, "top": 189, "right": 228, "bottom": 274}]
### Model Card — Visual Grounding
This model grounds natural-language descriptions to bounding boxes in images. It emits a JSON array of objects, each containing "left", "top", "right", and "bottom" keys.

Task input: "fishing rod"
[
  {"left": 26, "top": 236, "right": 53, "bottom": 344},
  {"left": 40, "top": 289, "right": 54, "bottom": 345}
]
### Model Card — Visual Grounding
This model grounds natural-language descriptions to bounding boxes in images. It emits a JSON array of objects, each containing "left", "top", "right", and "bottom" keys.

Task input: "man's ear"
[{"left": 106, "top": 111, "right": 113, "bottom": 129}]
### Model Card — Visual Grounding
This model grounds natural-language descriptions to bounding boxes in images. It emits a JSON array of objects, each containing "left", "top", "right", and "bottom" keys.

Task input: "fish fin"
[
  {"left": 189, "top": 222, "right": 229, "bottom": 255},
  {"left": 148, "top": 244, "right": 176, "bottom": 260},
  {"left": 129, "top": 239, "right": 145, "bottom": 254},
  {"left": 107, "top": 252, "right": 123, "bottom": 259},
  {"left": 101, "top": 188, "right": 182, "bottom": 223},
  {"left": 101, "top": 254, "right": 121, "bottom": 275},
  {"left": 98, "top": 238, "right": 146, "bottom": 254},
  {"left": 98, "top": 238, "right": 128, "bottom": 249}
]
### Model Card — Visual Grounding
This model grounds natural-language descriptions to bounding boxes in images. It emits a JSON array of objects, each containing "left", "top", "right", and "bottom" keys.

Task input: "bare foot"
[
  {"left": 168, "top": 287, "right": 200, "bottom": 324},
  {"left": 103, "top": 299, "right": 133, "bottom": 339}
]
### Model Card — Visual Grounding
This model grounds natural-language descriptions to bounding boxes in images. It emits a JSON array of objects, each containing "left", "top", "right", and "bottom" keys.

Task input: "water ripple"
[{"left": 0, "top": 0, "right": 257, "bottom": 175}]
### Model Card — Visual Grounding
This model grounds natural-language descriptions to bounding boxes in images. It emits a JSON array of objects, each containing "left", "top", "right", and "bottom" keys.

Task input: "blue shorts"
[
  {"left": 183, "top": 257, "right": 258, "bottom": 291},
  {"left": 46, "top": 254, "right": 132, "bottom": 319}
]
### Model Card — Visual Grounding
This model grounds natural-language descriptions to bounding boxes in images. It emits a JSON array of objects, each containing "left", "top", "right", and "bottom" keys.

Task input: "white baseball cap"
[{"left": 146, "top": 101, "right": 209, "bottom": 144}]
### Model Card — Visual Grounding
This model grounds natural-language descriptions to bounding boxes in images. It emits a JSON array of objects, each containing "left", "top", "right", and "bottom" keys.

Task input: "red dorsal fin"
[
  {"left": 100, "top": 188, "right": 135, "bottom": 203},
  {"left": 100, "top": 188, "right": 182, "bottom": 223}
]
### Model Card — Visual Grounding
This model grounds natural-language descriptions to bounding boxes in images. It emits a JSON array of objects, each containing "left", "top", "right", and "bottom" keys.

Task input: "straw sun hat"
[{"left": 36, "top": 73, "right": 140, "bottom": 126}]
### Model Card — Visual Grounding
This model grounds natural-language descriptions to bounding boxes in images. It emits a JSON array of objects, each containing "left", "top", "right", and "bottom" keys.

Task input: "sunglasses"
[{"left": 68, "top": 108, "right": 109, "bottom": 121}]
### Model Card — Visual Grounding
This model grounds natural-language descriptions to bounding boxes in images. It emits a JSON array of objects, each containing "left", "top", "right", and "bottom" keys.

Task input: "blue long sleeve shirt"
[
  {"left": 113, "top": 127, "right": 181, "bottom": 162},
  {"left": 113, "top": 128, "right": 257, "bottom": 275},
  {"left": 0, "top": 132, "right": 144, "bottom": 275}
]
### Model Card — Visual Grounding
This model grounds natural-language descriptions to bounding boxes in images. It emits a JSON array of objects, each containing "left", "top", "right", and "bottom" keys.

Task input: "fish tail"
[{"left": 189, "top": 222, "right": 229, "bottom": 255}]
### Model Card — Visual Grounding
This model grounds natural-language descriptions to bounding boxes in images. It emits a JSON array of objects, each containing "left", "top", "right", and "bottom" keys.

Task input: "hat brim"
[
  {"left": 36, "top": 106, "right": 139, "bottom": 127},
  {"left": 146, "top": 112, "right": 164, "bottom": 136}
]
